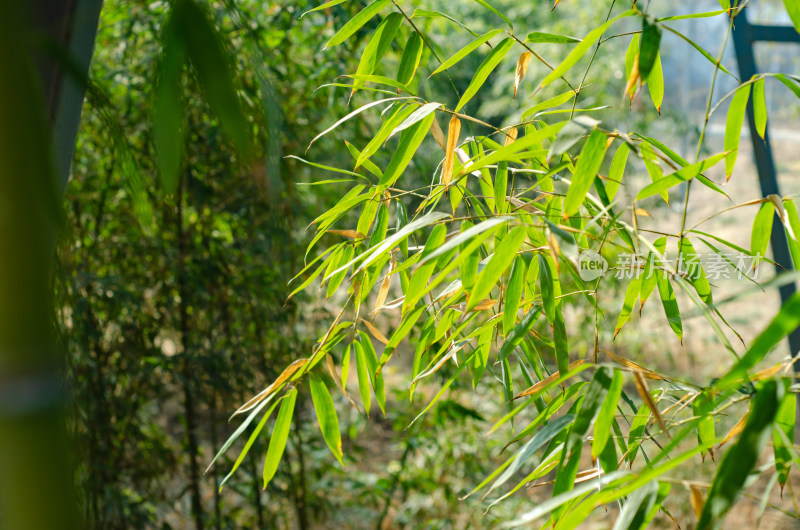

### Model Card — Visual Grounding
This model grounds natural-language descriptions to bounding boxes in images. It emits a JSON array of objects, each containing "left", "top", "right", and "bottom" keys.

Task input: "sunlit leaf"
[
  {"left": 263, "top": 387, "right": 297, "bottom": 488},
  {"left": 467, "top": 226, "right": 526, "bottom": 310},
  {"left": 724, "top": 84, "right": 751, "bottom": 181},
  {"left": 397, "top": 33, "right": 424, "bottom": 85},
  {"left": 753, "top": 77, "right": 767, "bottom": 139},
  {"left": 514, "top": 52, "right": 532, "bottom": 99},
  {"left": 455, "top": 38, "right": 515, "bottom": 111},
  {"left": 429, "top": 29, "right": 504, "bottom": 77},
  {"left": 325, "top": 0, "right": 392, "bottom": 48},
  {"left": 751, "top": 201, "right": 774, "bottom": 268},
  {"left": 442, "top": 115, "right": 461, "bottom": 188},
  {"left": 503, "top": 256, "right": 527, "bottom": 337},
  {"left": 564, "top": 129, "right": 608, "bottom": 217},
  {"left": 310, "top": 374, "right": 344, "bottom": 466}
]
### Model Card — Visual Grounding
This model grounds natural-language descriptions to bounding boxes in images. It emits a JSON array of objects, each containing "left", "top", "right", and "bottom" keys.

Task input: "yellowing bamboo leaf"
[
  {"left": 514, "top": 359, "right": 587, "bottom": 399},
  {"left": 326, "top": 229, "right": 366, "bottom": 239},
  {"left": 504, "top": 127, "right": 518, "bottom": 146},
  {"left": 373, "top": 262, "right": 394, "bottom": 313},
  {"left": 471, "top": 298, "right": 498, "bottom": 311},
  {"left": 633, "top": 371, "right": 668, "bottom": 435},
  {"left": 430, "top": 117, "right": 446, "bottom": 151},
  {"left": 442, "top": 115, "right": 461, "bottom": 188},
  {"left": 360, "top": 318, "right": 389, "bottom": 345},
  {"left": 605, "top": 351, "right": 665, "bottom": 380},
  {"left": 231, "top": 359, "right": 307, "bottom": 418},
  {"left": 718, "top": 412, "right": 747, "bottom": 448},
  {"left": 689, "top": 485, "right": 705, "bottom": 520},
  {"left": 514, "top": 52, "right": 532, "bottom": 99}
]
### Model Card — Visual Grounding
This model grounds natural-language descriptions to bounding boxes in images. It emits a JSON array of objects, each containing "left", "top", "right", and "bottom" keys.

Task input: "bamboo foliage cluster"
[{"left": 209, "top": 0, "right": 800, "bottom": 527}]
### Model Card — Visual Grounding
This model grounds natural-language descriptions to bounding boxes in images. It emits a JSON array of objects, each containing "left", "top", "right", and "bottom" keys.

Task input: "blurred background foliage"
[{"left": 57, "top": 0, "right": 800, "bottom": 528}]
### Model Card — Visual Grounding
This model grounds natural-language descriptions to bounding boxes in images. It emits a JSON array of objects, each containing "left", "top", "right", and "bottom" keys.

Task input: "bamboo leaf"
[
  {"left": 514, "top": 52, "right": 532, "bottom": 98},
  {"left": 636, "top": 153, "right": 725, "bottom": 201},
  {"left": 615, "top": 276, "right": 641, "bottom": 338},
  {"left": 774, "top": 380, "right": 795, "bottom": 488},
  {"left": 784, "top": 0, "right": 800, "bottom": 34},
  {"left": 455, "top": 38, "right": 515, "bottom": 112},
  {"left": 647, "top": 52, "right": 664, "bottom": 113},
  {"left": 263, "top": 387, "right": 297, "bottom": 488},
  {"left": 638, "top": 19, "right": 661, "bottom": 81},
  {"left": 397, "top": 33, "right": 424, "bottom": 85},
  {"left": 538, "top": 10, "right": 635, "bottom": 90},
  {"left": 605, "top": 142, "right": 629, "bottom": 201},
  {"left": 698, "top": 380, "right": 782, "bottom": 528},
  {"left": 503, "top": 256, "right": 527, "bottom": 337},
  {"left": 377, "top": 112, "right": 436, "bottom": 192},
  {"left": 679, "top": 238, "right": 712, "bottom": 304},
  {"left": 442, "top": 115, "right": 461, "bottom": 188},
  {"left": 751, "top": 201, "right": 774, "bottom": 269},
  {"left": 564, "top": 129, "right": 608, "bottom": 217},
  {"left": 429, "top": 29, "right": 504, "bottom": 76},
  {"left": 724, "top": 84, "right": 751, "bottom": 181},
  {"left": 525, "top": 31, "right": 580, "bottom": 44},
  {"left": 593, "top": 370, "right": 624, "bottom": 458},
  {"left": 657, "top": 272, "right": 683, "bottom": 342},
  {"left": 498, "top": 307, "right": 542, "bottom": 362},
  {"left": 354, "top": 340, "right": 372, "bottom": 416},
  {"left": 467, "top": 226, "right": 526, "bottom": 310},
  {"left": 325, "top": 0, "right": 392, "bottom": 48},
  {"left": 153, "top": 15, "right": 184, "bottom": 193},
  {"left": 753, "top": 77, "right": 767, "bottom": 139},
  {"left": 309, "top": 374, "right": 344, "bottom": 466},
  {"left": 472, "top": 0, "right": 513, "bottom": 29}
]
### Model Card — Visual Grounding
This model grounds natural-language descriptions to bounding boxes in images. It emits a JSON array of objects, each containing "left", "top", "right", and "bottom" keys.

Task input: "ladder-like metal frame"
[{"left": 731, "top": 7, "right": 800, "bottom": 369}]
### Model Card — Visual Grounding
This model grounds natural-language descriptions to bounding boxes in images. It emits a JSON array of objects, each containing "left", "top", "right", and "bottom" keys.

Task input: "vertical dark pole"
[{"left": 731, "top": 8, "right": 800, "bottom": 370}]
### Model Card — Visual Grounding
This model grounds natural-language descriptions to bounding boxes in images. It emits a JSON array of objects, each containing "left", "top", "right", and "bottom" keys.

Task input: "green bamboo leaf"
[
  {"left": 605, "top": 142, "right": 629, "bottom": 201},
  {"left": 153, "top": 15, "right": 184, "bottom": 193},
  {"left": 410, "top": 9, "right": 480, "bottom": 37},
  {"left": 389, "top": 102, "right": 442, "bottom": 139},
  {"left": 784, "top": 0, "right": 800, "bottom": 34},
  {"left": 657, "top": 272, "right": 683, "bottom": 342},
  {"left": 724, "top": 84, "right": 751, "bottom": 180},
  {"left": 552, "top": 367, "right": 614, "bottom": 505},
  {"left": 501, "top": 357, "right": 514, "bottom": 415},
  {"left": 403, "top": 223, "right": 448, "bottom": 312},
  {"left": 341, "top": 344, "right": 351, "bottom": 387},
  {"left": 639, "top": 142, "right": 668, "bottom": 204},
  {"left": 539, "top": 254, "right": 556, "bottom": 323},
  {"left": 753, "top": 77, "right": 767, "bottom": 139},
  {"left": 309, "top": 374, "right": 344, "bottom": 466},
  {"left": 525, "top": 31, "right": 580, "bottom": 44},
  {"left": 356, "top": 103, "right": 416, "bottom": 168},
  {"left": 307, "top": 97, "right": 407, "bottom": 150},
  {"left": 326, "top": 246, "right": 354, "bottom": 298},
  {"left": 352, "top": 13, "right": 404, "bottom": 94},
  {"left": 593, "top": 370, "right": 624, "bottom": 458},
  {"left": 774, "top": 379, "right": 795, "bottom": 488},
  {"left": 564, "top": 129, "right": 608, "bottom": 217},
  {"left": 220, "top": 394, "right": 284, "bottom": 488},
  {"left": 263, "top": 387, "right": 297, "bottom": 488},
  {"left": 679, "top": 238, "right": 712, "bottom": 304},
  {"left": 611, "top": 480, "right": 660, "bottom": 530},
  {"left": 714, "top": 293, "right": 800, "bottom": 391},
  {"left": 636, "top": 153, "right": 725, "bottom": 201},
  {"left": 354, "top": 340, "right": 372, "bottom": 416},
  {"left": 776, "top": 73, "right": 800, "bottom": 100},
  {"left": 698, "top": 380, "right": 782, "bottom": 529},
  {"left": 538, "top": 10, "right": 635, "bottom": 90},
  {"left": 521, "top": 91, "right": 575, "bottom": 121},
  {"left": 487, "top": 414, "right": 574, "bottom": 497},
  {"left": 657, "top": 9, "right": 728, "bottom": 21},
  {"left": 553, "top": 308, "right": 569, "bottom": 377},
  {"left": 498, "top": 307, "right": 542, "bottom": 362},
  {"left": 301, "top": 0, "right": 347, "bottom": 18},
  {"left": 467, "top": 225, "right": 526, "bottom": 310},
  {"left": 785, "top": 199, "right": 800, "bottom": 267},
  {"left": 503, "top": 256, "right": 527, "bottom": 337},
  {"left": 455, "top": 38, "right": 515, "bottom": 111},
  {"left": 662, "top": 26, "right": 736, "bottom": 79},
  {"left": 615, "top": 276, "right": 641, "bottom": 338},
  {"left": 472, "top": 0, "right": 513, "bottom": 29},
  {"left": 397, "top": 33, "right": 423, "bottom": 85},
  {"left": 638, "top": 19, "right": 661, "bottom": 80},
  {"left": 751, "top": 201, "right": 774, "bottom": 268},
  {"left": 358, "top": 331, "right": 385, "bottom": 414},
  {"left": 175, "top": 0, "right": 251, "bottom": 161},
  {"left": 639, "top": 251, "right": 658, "bottom": 308},
  {"left": 429, "top": 29, "right": 504, "bottom": 76},
  {"left": 377, "top": 112, "right": 436, "bottom": 192},
  {"left": 648, "top": 52, "right": 664, "bottom": 113},
  {"left": 495, "top": 161, "right": 508, "bottom": 214},
  {"left": 325, "top": 0, "right": 392, "bottom": 48}
]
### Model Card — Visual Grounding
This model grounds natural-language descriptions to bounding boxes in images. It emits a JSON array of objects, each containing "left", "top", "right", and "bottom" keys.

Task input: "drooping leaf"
[
  {"left": 698, "top": 380, "right": 782, "bottom": 529},
  {"left": 724, "top": 84, "right": 751, "bottom": 181},
  {"left": 397, "top": 32, "right": 424, "bottom": 85},
  {"left": 784, "top": 0, "right": 800, "bottom": 34},
  {"left": 679, "top": 238, "right": 712, "bottom": 304},
  {"left": 472, "top": 0, "right": 513, "bottom": 29},
  {"left": 455, "top": 38, "right": 515, "bottom": 111},
  {"left": 605, "top": 142, "right": 629, "bottom": 200},
  {"left": 525, "top": 31, "right": 580, "bottom": 44},
  {"left": 638, "top": 18, "right": 662, "bottom": 80},
  {"left": 564, "top": 129, "right": 608, "bottom": 217},
  {"left": 753, "top": 77, "right": 767, "bottom": 139},
  {"left": 442, "top": 115, "right": 461, "bottom": 188},
  {"left": 774, "top": 380, "right": 795, "bottom": 488},
  {"left": 593, "top": 369, "right": 624, "bottom": 458},
  {"left": 309, "top": 374, "right": 344, "bottom": 466},
  {"left": 153, "top": 14, "right": 184, "bottom": 193},
  {"left": 503, "top": 256, "right": 527, "bottom": 337},
  {"left": 514, "top": 52, "right": 532, "bottom": 98},
  {"left": 615, "top": 276, "right": 641, "bottom": 338},
  {"left": 377, "top": 112, "right": 436, "bottom": 192},
  {"left": 657, "top": 272, "right": 683, "bottom": 342},
  {"left": 751, "top": 201, "right": 774, "bottom": 268},
  {"left": 263, "top": 387, "right": 297, "bottom": 488},
  {"left": 352, "top": 13, "right": 404, "bottom": 94},
  {"left": 354, "top": 340, "right": 372, "bottom": 416}
]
